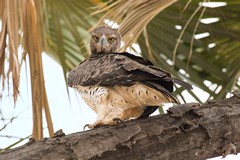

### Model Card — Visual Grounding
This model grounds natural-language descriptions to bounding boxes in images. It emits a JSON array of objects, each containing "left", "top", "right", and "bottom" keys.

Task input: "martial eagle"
[{"left": 67, "top": 26, "right": 192, "bottom": 129}]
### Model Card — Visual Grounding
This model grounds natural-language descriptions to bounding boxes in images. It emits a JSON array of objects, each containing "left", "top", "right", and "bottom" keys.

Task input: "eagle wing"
[
  {"left": 68, "top": 52, "right": 192, "bottom": 117},
  {"left": 67, "top": 52, "right": 191, "bottom": 92}
]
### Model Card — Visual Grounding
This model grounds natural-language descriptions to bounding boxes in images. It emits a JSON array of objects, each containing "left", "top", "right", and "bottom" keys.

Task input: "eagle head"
[{"left": 90, "top": 26, "right": 121, "bottom": 54}]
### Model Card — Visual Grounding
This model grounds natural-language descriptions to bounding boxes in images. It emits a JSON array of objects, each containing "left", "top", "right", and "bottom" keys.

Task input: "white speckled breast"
[{"left": 75, "top": 85, "right": 109, "bottom": 112}]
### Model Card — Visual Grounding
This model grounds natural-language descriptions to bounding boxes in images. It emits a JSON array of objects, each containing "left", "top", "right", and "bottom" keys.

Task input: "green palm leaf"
[{"left": 136, "top": 0, "right": 240, "bottom": 100}]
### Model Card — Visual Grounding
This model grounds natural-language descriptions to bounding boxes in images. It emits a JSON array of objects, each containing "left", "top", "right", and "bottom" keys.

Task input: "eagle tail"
[
  {"left": 138, "top": 106, "right": 159, "bottom": 119},
  {"left": 172, "top": 78, "right": 192, "bottom": 90}
]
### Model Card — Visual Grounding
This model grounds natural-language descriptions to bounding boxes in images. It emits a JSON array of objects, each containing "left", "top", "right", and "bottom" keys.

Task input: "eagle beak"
[{"left": 100, "top": 35, "right": 107, "bottom": 47}]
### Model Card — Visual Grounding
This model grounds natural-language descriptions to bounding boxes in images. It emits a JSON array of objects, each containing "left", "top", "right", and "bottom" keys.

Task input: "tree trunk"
[{"left": 1, "top": 92, "right": 240, "bottom": 160}]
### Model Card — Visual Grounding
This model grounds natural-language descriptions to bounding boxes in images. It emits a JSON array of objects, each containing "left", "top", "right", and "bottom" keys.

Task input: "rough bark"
[{"left": 1, "top": 92, "right": 240, "bottom": 160}]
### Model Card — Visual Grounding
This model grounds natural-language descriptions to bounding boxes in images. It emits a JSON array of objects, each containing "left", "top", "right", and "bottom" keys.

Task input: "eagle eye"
[
  {"left": 108, "top": 37, "right": 115, "bottom": 43},
  {"left": 92, "top": 35, "right": 99, "bottom": 42}
]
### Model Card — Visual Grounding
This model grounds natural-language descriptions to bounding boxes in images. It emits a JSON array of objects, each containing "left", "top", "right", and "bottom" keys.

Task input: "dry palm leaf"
[{"left": 0, "top": 0, "right": 53, "bottom": 140}]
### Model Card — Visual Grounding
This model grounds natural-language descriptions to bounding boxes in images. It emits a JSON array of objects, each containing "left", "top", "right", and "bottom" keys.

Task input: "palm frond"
[
  {"left": 138, "top": 0, "right": 240, "bottom": 100},
  {"left": 0, "top": 0, "right": 54, "bottom": 140},
  {"left": 45, "top": 0, "right": 102, "bottom": 69},
  {"left": 0, "top": 0, "right": 20, "bottom": 102}
]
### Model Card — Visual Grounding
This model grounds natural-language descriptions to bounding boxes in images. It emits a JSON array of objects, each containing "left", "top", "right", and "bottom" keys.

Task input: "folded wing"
[{"left": 67, "top": 52, "right": 192, "bottom": 93}]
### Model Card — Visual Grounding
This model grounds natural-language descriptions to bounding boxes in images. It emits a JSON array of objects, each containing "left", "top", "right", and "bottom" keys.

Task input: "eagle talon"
[
  {"left": 113, "top": 118, "right": 126, "bottom": 126},
  {"left": 83, "top": 120, "right": 104, "bottom": 130},
  {"left": 83, "top": 124, "right": 90, "bottom": 130}
]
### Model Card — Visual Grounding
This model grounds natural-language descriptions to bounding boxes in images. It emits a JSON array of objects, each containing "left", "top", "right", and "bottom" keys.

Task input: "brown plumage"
[{"left": 67, "top": 26, "right": 192, "bottom": 129}]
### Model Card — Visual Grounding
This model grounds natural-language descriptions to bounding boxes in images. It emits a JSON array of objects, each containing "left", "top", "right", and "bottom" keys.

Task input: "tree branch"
[{"left": 1, "top": 92, "right": 240, "bottom": 160}]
